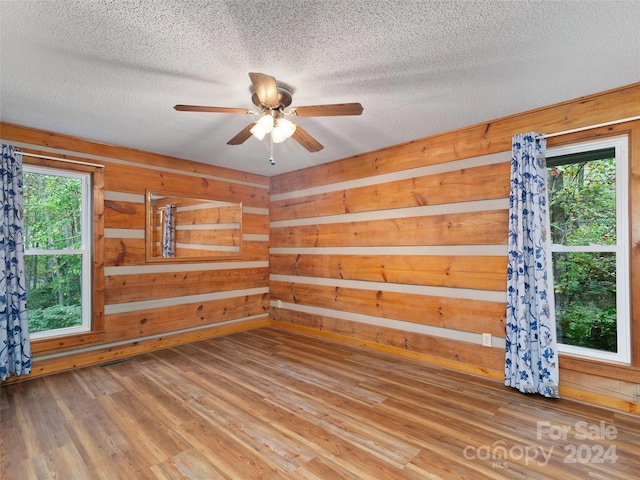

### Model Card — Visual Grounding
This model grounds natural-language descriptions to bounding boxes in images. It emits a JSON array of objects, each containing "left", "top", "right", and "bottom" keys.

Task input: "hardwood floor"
[{"left": 1, "top": 327, "right": 639, "bottom": 479}]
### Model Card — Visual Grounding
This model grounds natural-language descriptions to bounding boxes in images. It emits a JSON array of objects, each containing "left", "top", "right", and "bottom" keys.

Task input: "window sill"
[{"left": 31, "top": 331, "right": 105, "bottom": 355}]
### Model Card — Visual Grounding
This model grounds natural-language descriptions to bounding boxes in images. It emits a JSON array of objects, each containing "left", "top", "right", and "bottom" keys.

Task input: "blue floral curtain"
[
  {"left": 505, "top": 133, "right": 559, "bottom": 398},
  {"left": 162, "top": 204, "right": 176, "bottom": 258},
  {"left": 0, "top": 145, "right": 31, "bottom": 381}
]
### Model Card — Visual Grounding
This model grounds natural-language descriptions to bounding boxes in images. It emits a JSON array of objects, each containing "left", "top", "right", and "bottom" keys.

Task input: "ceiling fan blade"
[
  {"left": 227, "top": 123, "right": 256, "bottom": 145},
  {"left": 249, "top": 72, "right": 280, "bottom": 109},
  {"left": 290, "top": 103, "right": 363, "bottom": 117},
  {"left": 291, "top": 125, "right": 324, "bottom": 152},
  {"left": 174, "top": 105, "right": 254, "bottom": 114}
]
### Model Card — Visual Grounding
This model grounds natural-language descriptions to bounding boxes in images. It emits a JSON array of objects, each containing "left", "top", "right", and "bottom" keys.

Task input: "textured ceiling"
[{"left": 1, "top": 1, "right": 639, "bottom": 176}]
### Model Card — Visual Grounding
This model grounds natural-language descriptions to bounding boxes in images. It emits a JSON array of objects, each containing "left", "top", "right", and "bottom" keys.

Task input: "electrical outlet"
[
  {"left": 276, "top": 299, "right": 282, "bottom": 308},
  {"left": 482, "top": 333, "right": 492, "bottom": 347}
]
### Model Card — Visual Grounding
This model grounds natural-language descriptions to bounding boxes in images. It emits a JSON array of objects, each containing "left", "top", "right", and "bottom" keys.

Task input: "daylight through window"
[
  {"left": 23, "top": 165, "right": 92, "bottom": 339},
  {"left": 546, "top": 136, "right": 630, "bottom": 363}
]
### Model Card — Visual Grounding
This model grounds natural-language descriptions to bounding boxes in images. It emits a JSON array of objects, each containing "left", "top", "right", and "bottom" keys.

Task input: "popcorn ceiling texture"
[{"left": 1, "top": 0, "right": 639, "bottom": 175}]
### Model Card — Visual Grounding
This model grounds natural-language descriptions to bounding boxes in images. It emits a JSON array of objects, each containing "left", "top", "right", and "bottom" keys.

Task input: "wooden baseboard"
[
  {"left": 2, "top": 318, "right": 269, "bottom": 384},
  {"left": 558, "top": 385, "right": 639, "bottom": 415},
  {"left": 6, "top": 317, "right": 638, "bottom": 415},
  {"left": 269, "top": 319, "right": 504, "bottom": 380},
  {"left": 270, "top": 320, "right": 640, "bottom": 415}
]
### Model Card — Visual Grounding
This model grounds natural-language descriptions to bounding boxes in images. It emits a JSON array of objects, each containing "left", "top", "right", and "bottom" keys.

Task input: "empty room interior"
[{"left": 1, "top": 1, "right": 639, "bottom": 479}]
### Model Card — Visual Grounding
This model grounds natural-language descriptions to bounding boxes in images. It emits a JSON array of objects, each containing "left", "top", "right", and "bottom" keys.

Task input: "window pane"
[
  {"left": 548, "top": 158, "right": 616, "bottom": 246},
  {"left": 553, "top": 252, "right": 617, "bottom": 353},
  {"left": 25, "top": 254, "right": 82, "bottom": 334},
  {"left": 23, "top": 171, "right": 83, "bottom": 250}
]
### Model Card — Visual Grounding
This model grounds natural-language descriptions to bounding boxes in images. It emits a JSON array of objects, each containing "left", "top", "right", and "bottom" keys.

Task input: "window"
[
  {"left": 23, "top": 165, "right": 92, "bottom": 339},
  {"left": 546, "top": 136, "right": 629, "bottom": 363}
]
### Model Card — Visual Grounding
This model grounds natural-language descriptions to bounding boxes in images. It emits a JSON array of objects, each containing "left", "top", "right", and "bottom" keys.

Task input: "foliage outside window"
[
  {"left": 23, "top": 165, "right": 92, "bottom": 339},
  {"left": 546, "top": 137, "right": 629, "bottom": 363}
]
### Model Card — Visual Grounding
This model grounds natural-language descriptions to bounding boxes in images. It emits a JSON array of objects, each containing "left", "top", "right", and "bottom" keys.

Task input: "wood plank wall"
[
  {"left": 0, "top": 123, "right": 271, "bottom": 379},
  {"left": 269, "top": 82, "right": 640, "bottom": 414},
  {"left": 2, "top": 83, "right": 639, "bottom": 414}
]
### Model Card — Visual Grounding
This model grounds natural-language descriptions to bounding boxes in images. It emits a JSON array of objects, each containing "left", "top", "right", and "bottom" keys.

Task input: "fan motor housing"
[{"left": 251, "top": 82, "right": 294, "bottom": 109}]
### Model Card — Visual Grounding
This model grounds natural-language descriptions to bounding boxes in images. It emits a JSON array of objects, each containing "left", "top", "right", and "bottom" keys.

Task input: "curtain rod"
[
  {"left": 18, "top": 151, "right": 105, "bottom": 169},
  {"left": 536, "top": 115, "right": 640, "bottom": 140}
]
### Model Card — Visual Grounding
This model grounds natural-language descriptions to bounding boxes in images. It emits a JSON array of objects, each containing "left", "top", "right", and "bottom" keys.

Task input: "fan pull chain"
[{"left": 269, "top": 134, "right": 275, "bottom": 165}]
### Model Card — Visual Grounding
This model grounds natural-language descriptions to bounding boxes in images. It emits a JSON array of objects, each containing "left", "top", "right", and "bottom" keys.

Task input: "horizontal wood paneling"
[
  {"left": 243, "top": 212, "right": 269, "bottom": 235},
  {"left": 270, "top": 313, "right": 505, "bottom": 376},
  {"left": 105, "top": 267, "right": 268, "bottom": 304},
  {"left": 271, "top": 210, "right": 509, "bottom": 247},
  {"left": 271, "top": 162, "right": 510, "bottom": 221},
  {"left": 4, "top": 319, "right": 269, "bottom": 382},
  {"left": 104, "top": 237, "right": 146, "bottom": 266},
  {"left": 104, "top": 294, "right": 269, "bottom": 342},
  {"left": 3, "top": 84, "right": 639, "bottom": 414},
  {"left": 270, "top": 254, "right": 507, "bottom": 291},
  {"left": 1, "top": 123, "right": 270, "bottom": 377},
  {"left": 271, "top": 83, "right": 640, "bottom": 194},
  {"left": 174, "top": 228, "right": 240, "bottom": 247},
  {"left": 104, "top": 199, "right": 146, "bottom": 229},
  {"left": 0, "top": 123, "right": 266, "bottom": 186},
  {"left": 172, "top": 203, "right": 241, "bottom": 224},
  {"left": 269, "top": 83, "right": 640, "bottom": 413},
  {"left": 270, "top": 282, "right": 505, "bottom": 336},
  {"left": 103, "top": 161, "right": 268, "bottom": 208}
]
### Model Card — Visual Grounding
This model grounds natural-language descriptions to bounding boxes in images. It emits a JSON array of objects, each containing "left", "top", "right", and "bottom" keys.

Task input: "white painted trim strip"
[
  {"left": 269, "top": 245, "right": 508, "bottom": 256},
  {"left": 105, "top": 191, "right": 145, "bottom": 203},
  {"left": 270, "top": 198, "right": 508, "bottom": 228},
  {"left": 175, "top": 223, "right": 239, "bottom": 230},
  {"left": 105, "top": 228, "right": 144, "bottom": 239},
  {"left": 270, "top": 274, "right": 505, "bottom": 301},
  {"left": 104, "top": 191, "right": 269, "bottom": 215},
  {"left": 25, "top": 248, "right": 87, "bottom": 255},
  {"left": 272, "top": 301, "right": 506, "bottom": 348},
  {"left": 175, "top": 200, "right": 236, "bottom": 210},
  {"left": 175, "top": 243, "right": 240, "bottom": 252},
  {"left": 271, "top": 151, "right": 510, "bottom": 201},
  {"left": 243, "top": 234, "right": 269, "bottom": 242},
  {"left": 243, "top": 206, "right": 269, "bottom": 216},
  {"left": 105, "top": 261, "right": 268, "bottom": 276},
  {"left": 105, "top": 287, "right": 269, "bottom": 314},
  {"left": 550, "top": 244, "right": 618, "bottom": 253}
]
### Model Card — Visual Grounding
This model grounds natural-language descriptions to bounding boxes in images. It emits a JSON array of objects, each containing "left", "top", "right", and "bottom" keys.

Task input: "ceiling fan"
[{"left": 174, "top": 72, "right": 363, "bottom": 154}]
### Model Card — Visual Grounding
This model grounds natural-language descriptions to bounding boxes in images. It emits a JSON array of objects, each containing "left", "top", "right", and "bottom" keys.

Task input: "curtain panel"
[
  {"left": 505, "top": 133, "right": 559, "bottom": 398},
  {"left": 162, "top": 203, "right": 176, "bottom": 258},
  {"left": 0, "top": 144, "right": 31, "bottom": 381}
]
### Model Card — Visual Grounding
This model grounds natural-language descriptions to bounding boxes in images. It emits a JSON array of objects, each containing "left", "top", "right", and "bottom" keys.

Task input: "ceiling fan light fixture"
[
  {"left": 250, "top": 114, "right": 274, "bottom": 140},
  {"left": 175, "top": 72, "right": 362, "bottom": 152},
  {"left": 271, "top": 118, "right": 296, "bottom": 143}
]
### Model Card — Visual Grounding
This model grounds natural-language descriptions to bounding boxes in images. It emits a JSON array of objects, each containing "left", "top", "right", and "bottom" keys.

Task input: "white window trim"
[
  {"left": 546, "top": 136, "right": 630, "bottom": 364},
  {"left": 24, "top": 164, "right": 93, "bottom": 339}
]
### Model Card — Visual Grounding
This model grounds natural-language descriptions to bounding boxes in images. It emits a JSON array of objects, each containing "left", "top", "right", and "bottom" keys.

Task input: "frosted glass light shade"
[
  {"left": 250, "top": 114, "right": 274, "bottom": 140},
  {"left": 271, "top": 118, "right": 296, "bottom": 143}
]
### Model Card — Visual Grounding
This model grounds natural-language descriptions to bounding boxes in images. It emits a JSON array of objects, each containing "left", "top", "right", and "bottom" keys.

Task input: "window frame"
[
  {"left": 24, "top": 164, "right": 92, "bottom": 339},
  {"left": 23, "top": 155, "right": 105, "bottom": 353},
  {"left": 545, "top": 135, "right": 630, "bottom": 364}
]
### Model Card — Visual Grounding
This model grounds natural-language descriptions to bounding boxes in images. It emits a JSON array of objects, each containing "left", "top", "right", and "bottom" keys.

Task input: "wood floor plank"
[
  {"left": 2, "top": 327, "right": 639, "bottom": 479},
  {"left": 65, "top": 412, "right": 153, "bottom": 480},
  {"left": 151, "top": 448, "right": 230, "bottom": 479},
  {"left": 24, "top": 443, "right": 94, "bottom": 480}
]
